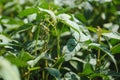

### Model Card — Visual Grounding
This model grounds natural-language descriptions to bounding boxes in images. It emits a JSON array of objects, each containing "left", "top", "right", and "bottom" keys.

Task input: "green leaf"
[
  {"left": 18, "top": 8, "right": 38, "bottom": 17},
  {"left": 0, "top": 34, "right": 11, "bottom": 44},
  {"left": 5, "top": 54, "right": 27, "bottom": 67},
  {"left": 64, "top": 72, "right": 80, "bottom": 80},
  {"left": 18, "top": 50, "right": 34, "bottom": 62},
  {"left": 71, "top": 57, "right": 86, "bottom": 64},
  {"left": 110, "top": 43, "right": 120, "bottom": 54},
  {"left": 70, "top": 60, "right": 78, "bottom": 70},
  {"left": 102, "top": 32, "right": 120, "bottom": 40},
  {"left": 67, "top": 39, "right": 77, "bottom": 51},
  {"left": 57, "top": 14, "right": 80, "bottom": 34},
  {"left": 113, "top": 0, "right": 120, "bottom": 5},
  {"left": 45, "top": 67, "right": 61, "bottom": 80},
  {"left": 87, "top": 27, "right": 97, "bottom": 33},
  {"left": 27, "top": 50, "right": 48, "bottom": 67},
  {"left": 83, "top": 63, "right": 93, "bottom": 75},
  {"left": 63, "top": 40, "right": 81, "bottom": 61},
  {"left": 11, "top": 23, "right": 33, "bottom": 35},
  {"left": 57, "top": 14, "right": 90, "bottom": 41},
  {"left": 38, "top": 7, "right": 56, "bottom": 22},
  {"left": 87, "top": 27, "right": 110, "bottom": 33},
  {"left": 107, "top": 70, "right": 120, "bottom": 77},
  {"left": 90, "top": 73, "right": 109, "bottom": 80},
  {"left": 52, "top": 56, "right": 64, "bottom": 68},
  {"left": 75, "top": 13, "right": 87, "bottom": 23},
  {"left": 25, "top": 40, "right": 45, "bottom": 53},
  {"left": 29, "top": 67, "right": 40, "bottom": 71},
  {"left": 110, "top": 39, "right": 120, "bottom": 45},
  {"left": 89, "top": 43, "right": 118, "bottom": 72},
  {"left": 0, "top": 56, "right": 20, "bottom": 80}
]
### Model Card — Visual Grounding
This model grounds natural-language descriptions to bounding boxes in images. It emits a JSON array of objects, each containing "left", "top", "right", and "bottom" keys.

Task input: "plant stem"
[
  {"left": 47, "top": 19, "right": 60, "bottom": 58},
  {"left": 35, "top": 23, "right": 40, "bottom": 55},
  {"left": 97, "top": 26, "right": 102, "bottom": 66},
  {"left": 42, "top": 71, "right": 45, "bottom": 80},
  {"left": 53, "top": 23, "right": 60, "bottom": 58}
]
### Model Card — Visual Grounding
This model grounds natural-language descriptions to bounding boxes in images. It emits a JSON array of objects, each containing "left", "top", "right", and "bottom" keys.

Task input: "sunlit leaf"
[
  {"left": 83, "top": 63, "right": 93, "bottom": 75},
  {"left": 89, "top": 43, "right": 118, "bottom": 72},
  {"left": 71, "top": 57, "right": 86, "bottom": 64},
  {"left": 87, "top": 27, "right": 110, "bottom": 33},
  {"left": 38, "top": 7, "right": 56, "bottom": 23},
  {"left": 18, "top": 50, "right": 34, "bottom": 62},
  {"left": 102, "top": 32, "right": 120, "bottom": 40},
  {"left": 5, "top": 54, "right": 27, "bottom": 67},
  {"left": 75, "top": 13, "right": 87, "bottom": 23},
  {"left": 64, "top": 72, "right": 80, "bottom": 80},
  {"left": 18, "top": 8, "right": 38, "bottom": 17},
  {"left": 57, "top": 13, "right": 90, "bottom": 42},
  {"left": 27, "top": 50, "right": 48, "bottom": 67},
  {"left": 54, "top": 0, "right": 75, "bottom": 8},
  {"left": 62, "top": 39, "right": 81, "bottom": 61},
  {"left": 0, "top": 34, "right": 11, "bottom": 44},
  {"left": 0, "top": 57, "right": 20, "bottom": 80},
  {"left": 110, "top": 43, "right": 120, "bottom": 54}
]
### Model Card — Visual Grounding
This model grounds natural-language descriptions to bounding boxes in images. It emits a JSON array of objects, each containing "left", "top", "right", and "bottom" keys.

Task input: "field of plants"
[{"left": 0, "top": 0, "right": 120, "bottom": 80}]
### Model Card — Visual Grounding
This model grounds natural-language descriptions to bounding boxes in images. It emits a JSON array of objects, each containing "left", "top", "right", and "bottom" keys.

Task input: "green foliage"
[
  {"left": 0, "top": 0, "right": 120, "bottom": 80},
  {"left": 45, "top": 67, "right": 61, "bottom": 80}
]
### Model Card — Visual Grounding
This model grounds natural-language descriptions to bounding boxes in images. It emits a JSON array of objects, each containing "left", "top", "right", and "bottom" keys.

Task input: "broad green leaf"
[
  {"left": 57, "top": 14, "right": 80, "bottom": 34},
  {"left": 18, "top": 50, "right": 34, "bottom": 62},
  {"left": 89, "top": 43, "right": 118, "bottom": 72},
  {"left": 110, "top": 39, "right": 120, "bottom": 45},
  {"left": 110, "top": 43, "right": 120, "bottom": 54},
  {"left": 67, "top": 39, "right": 77, "bottom": 51},
  {"left": 5, "top": 54, "right": 27, "bottom": 67},
  {"left": 45, "top": 67, "right": 61, "bottom": 80},
  {"left": 62, "top": 40, "right": 81, "bottom": 61},
  {"left": 57, "top": 13, "right": 90, "bottom": 42},
  {"left": 75, "top": 13, "right": 87, "bottom": 23},
  {"left": 83, "top": 63, "right": 93, "bottom": 75},
  {"left": 18, "top": 8, "right": 38, "bottom": 17}
]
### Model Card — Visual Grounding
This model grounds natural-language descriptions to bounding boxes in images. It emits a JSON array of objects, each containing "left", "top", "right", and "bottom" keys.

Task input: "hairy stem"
[{"left": 97, "top": 26, "right": 102, "bottom": 66}]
